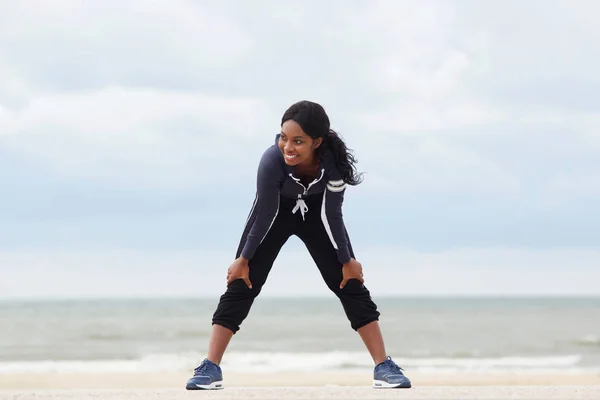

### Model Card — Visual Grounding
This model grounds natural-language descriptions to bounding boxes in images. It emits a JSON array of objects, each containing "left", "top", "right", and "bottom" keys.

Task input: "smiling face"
[{"left": 279, "top": 119, "right": 323, "bottom": 167}]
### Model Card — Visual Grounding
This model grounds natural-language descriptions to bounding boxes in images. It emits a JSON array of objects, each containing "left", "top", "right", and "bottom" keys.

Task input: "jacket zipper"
[{"left": 290, "top": 168, "right": 325, "bottom": 198}]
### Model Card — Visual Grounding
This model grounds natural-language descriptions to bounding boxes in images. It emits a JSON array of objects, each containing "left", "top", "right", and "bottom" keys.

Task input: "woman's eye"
[{"left": 295, "top": 140, "right": 302, "bottom": 144}]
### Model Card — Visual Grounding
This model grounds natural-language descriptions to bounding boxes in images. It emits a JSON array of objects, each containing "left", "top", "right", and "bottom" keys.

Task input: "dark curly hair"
[{"left": 280, "top": 100, "right": 363, "bottom": 186}]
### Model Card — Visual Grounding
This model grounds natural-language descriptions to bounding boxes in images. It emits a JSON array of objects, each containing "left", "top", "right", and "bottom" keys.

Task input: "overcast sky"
[{"left": 1, "top": 0, "right": 599, "bottom": 299}]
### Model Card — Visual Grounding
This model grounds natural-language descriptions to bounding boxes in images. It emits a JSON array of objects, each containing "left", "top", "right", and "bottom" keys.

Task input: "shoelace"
[
  {"left": 385, "top": 356, "right": 405, "bottom": 373},
  {"left": 194, "top": 361, "right": 211, "bottom": 375}
]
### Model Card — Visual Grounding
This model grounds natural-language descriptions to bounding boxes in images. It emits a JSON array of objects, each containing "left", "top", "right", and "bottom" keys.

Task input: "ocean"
[{"left": 0, "top": 297, "right": 599, "bottom": 374}]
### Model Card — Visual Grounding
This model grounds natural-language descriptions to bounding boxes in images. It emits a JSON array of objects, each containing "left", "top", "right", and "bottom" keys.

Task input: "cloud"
[
  {"left": 2, "top": 0, "right": 597, "bottom": 195},
  {"left": 350, "top": 133, "right": 522, "bottom": 196},
  {"left": 453, "top": 0, "right": 600, "bottom": 83},
  {"left": 546, "top": 171, "right": 600, "bottom": 201},
  {"left": 327, "top": 0, "right": 600, "bottom": 200},
  {"left": 0, "top": 0, "right": 251, "bottom": 93},
  {"left": 0, "top": 0, "right": 599, "bottom": 269},
  {"left": 1, "top": 87, "right": 275, "bottom": 186},
  {"left": 0, "top": 0, "right": 272, "bottom": 187}
]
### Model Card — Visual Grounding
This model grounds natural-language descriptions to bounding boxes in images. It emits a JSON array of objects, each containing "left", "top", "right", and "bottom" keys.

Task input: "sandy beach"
[
  {"left": 0, "top": 371, "right": 600, "bottom": 390},
  {"left": 1, "top": 370, "right": 600, "bottom": 389},
  {"left": 1, "top": 371, "right": 600, "bottom": 399},
  {"left": 1, "top": 386, "right": 600, "bottom": 400}
]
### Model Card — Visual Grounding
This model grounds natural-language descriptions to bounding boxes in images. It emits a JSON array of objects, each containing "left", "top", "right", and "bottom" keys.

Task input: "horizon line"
[{"left": 1, "top": 293, "right": 599, "bottom": 302}]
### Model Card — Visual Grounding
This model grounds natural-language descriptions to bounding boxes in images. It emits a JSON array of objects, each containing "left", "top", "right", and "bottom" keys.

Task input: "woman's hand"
[
  {"left": 340, "top": 258, "right": 364, "bottom": 289},
  {"left": 226, "top": 257, "right": 252, "bottom": 288}
]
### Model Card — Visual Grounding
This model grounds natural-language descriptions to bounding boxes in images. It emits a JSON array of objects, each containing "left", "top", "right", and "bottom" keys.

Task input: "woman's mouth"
[{"left": 285, "top": 154, "right": 299, "bottom": 161}]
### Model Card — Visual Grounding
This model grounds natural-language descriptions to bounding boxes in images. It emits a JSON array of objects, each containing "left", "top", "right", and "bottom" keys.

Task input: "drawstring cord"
[
  {"left": 292, "top": 198, "right": 309, "bottom": 220},
  {"left": 289, "top": 169, "right": 325, "bottom": 221}
]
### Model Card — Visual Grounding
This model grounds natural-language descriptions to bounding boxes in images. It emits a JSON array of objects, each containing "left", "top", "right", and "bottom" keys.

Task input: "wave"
[
  {"left": 573, "top": 334, "right": 600, "bottom": 346},
  {"left": 83, "top": 329, "right": 206, "bottom": 341},
  {"left": 221, "top": 352, "right": 586, "bottom": 373},
  {"left": 0, "top": 351, "right": 592, "bottom": 374}
]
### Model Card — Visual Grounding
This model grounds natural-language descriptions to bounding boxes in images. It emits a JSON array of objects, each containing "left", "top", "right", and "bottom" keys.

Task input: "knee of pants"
[
  {"left": 226, "top": 278, "right": 263, "bottom": 297},
  {"left": 328, "top": 277, "right": 365, "bottom": 295},
  {"left": 212, "top": 281, "right": 262, "bottom": 334},
  {"left": 343, "top": 301, "right": 381, "bottom": 331},
  {"left": 334, "top": 280, "right": 381, "bottom": 329},
  {"left": 350, "top": 316, "right": 380, "bottom": 331},
  {"left": 211, "top": 320, "right": 240, "bottom": 334}
]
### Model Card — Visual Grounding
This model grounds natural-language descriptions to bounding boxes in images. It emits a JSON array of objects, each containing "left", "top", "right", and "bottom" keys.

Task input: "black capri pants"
[{"left": 212, "top": 192, "right": 381, "bottom": 333}]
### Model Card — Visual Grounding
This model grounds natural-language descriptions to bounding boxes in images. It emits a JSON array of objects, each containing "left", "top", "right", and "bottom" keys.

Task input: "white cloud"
[
  {"left": 0, "top": 1, "right": 265, "bottom": 186},
  {"left": 0, "top": 0, "right": 598, "bottom": 200},
  {"left": 0, "top": 61, "right": 35, "bottom": 107},
  {"left": 0, "top": 1, "right": 251, "bottom": 90},
  {"left": 1, "top": 245, "right": 598, "bottom": 299},
  {"left": 452, "top": 0, "right": 600, "bottom": 82},
  {"left": 320, "top": 0, "right": 600, "bottom": 200},
  {"left": 0, "top": 103, "right": 10, "bottom": 127},
  {"left": 1, "top": 87, "right": 275, "bottom": 186},
  {"left": 573, "top": 114, "right": 600, "bottom": 149},
  {"left": 546, "top": 172, "right": 600, "bottom": 201},
  {"left": 333, "top": 1, "right": 501, "bottom": 132},
  {"left": 356, "top": 2, "right": 485, "bottom": 98},
  {"left": 354, "top": 102, "right": 505, "bottom": 133},
  {"left": 350, "top": 133, "right": 521, "bottom": 196}
]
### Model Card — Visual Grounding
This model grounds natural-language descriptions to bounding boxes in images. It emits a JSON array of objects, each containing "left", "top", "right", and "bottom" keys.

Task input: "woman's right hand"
[{"left": 226, "top": 257, "right": 252, "bottom": 288}]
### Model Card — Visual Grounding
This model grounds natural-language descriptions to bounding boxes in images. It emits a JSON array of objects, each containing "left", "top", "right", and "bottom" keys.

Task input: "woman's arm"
[
  {"left": 321, "top": 176, "right": 352, "bottom": 265},
  {"left": 240, "top": 146, "right": 283, "bottom": 261}
]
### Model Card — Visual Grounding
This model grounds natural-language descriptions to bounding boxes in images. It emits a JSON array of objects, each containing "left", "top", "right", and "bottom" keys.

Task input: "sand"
[
  {"left": 1, "top": 386, "right": 600, "bottom": 400},
  {"left": 1, "top": 372, "right": 600, "bottom": 399},
  {"left": 1, "top": 370, "right": 600, "bottom": 389}
]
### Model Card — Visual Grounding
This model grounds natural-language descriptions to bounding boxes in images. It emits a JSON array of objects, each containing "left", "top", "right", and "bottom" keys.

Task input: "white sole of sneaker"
[
  {"left": 372, "top": 379, "right": 411, "bottom": 388},
  {"left": 188, "top": 381, "right": 224, "bottom": 390}
]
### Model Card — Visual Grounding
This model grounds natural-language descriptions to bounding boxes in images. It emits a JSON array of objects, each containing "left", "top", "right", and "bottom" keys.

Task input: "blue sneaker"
[
  {"left": 373, "top": 356, "right": 412, "bottom": 388},
  {"left": 185, "top": 358, "right": 224, "bottom": 390}
]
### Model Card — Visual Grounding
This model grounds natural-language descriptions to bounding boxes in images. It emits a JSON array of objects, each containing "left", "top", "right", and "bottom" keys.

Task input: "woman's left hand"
[{"left": 340, "top": 258, "right": 364, "bottom": 289}]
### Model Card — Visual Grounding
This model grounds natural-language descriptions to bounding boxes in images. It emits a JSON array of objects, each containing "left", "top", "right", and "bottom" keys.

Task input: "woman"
[{"left": 185, "top": 100, "right": 411, "bottom": 390}]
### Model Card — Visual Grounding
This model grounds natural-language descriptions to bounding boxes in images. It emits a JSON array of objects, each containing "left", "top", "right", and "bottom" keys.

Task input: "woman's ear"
[{"left": 313, "top": 137, "right": 323, "bottom": 149}]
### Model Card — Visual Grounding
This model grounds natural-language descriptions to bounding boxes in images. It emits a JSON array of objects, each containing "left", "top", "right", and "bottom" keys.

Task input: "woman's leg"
[
  {"left": 206, "top": 324, "right": 234, "bottom": 365},
  {"left": 209, "top": 199, "right": 295, "bottom": 364},
  {"left": 300, "top": 237, "right": 387, "bottom": 363},
  {"left": 295, "top": 202, "right": 385, "bottom": 364},
  {"left": 297, "top": 206, "right": 411, "bottom": 388},
  {"left": 357, "top": 321, "right": 387, "bottom": 365}
]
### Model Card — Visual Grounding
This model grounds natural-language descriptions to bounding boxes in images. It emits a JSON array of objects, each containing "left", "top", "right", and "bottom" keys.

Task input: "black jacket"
[{"left": 240, "top": 134, "right": 351, "bottom": 264}]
